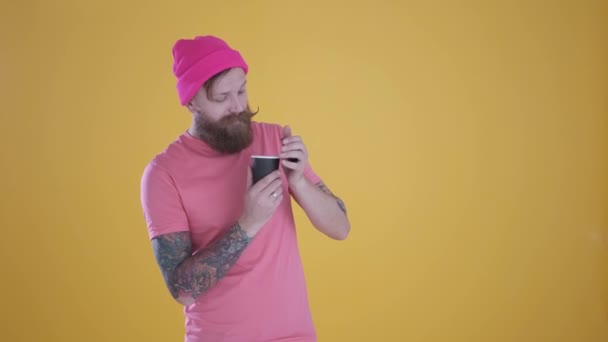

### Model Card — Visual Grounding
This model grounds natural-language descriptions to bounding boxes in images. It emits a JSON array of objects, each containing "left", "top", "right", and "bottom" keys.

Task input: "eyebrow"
[{"left": 216, "top": 80, "right": 247, "bottom": 96}]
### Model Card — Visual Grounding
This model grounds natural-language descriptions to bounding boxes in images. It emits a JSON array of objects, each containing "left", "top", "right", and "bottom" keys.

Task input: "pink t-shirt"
[{"left": 140, "top": 121, "right": 321, "bottom": 342}]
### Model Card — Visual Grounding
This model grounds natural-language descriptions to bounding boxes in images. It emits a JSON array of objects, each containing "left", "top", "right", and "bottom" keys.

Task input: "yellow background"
[{"left": 1, "top": 1, "right": 607, "bottom": 341}]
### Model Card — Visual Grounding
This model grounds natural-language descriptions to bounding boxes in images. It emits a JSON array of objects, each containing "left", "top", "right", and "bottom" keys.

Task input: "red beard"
[{"left": 195, "top": 108, "right": 255, "bottom": 154}]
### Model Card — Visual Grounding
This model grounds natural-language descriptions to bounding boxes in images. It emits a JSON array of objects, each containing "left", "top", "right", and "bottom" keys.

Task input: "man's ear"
[{"left": 185, "top": 101, "right": 196, "bottom": 114}]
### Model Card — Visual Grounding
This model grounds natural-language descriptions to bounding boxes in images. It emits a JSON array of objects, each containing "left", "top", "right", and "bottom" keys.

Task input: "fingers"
[
  {"left": 273, "top": 193, "right": 284, "bottom": 204},
  {"left": 282, "top": 125, "right": 292, "bottom": 139},
  {"left": 281, "top": 136, "right": 302, "bottom": 145},
  {"left": 281, "top": 149, "right": 305, "bottom": 158},
  {"left": 281, "top": 158, "right": 300, "bottom": 169},
  {"left": 250, "top": 171, "right": 284, "bottom": 201},
  {"left": 281, "top": 143, "right": 305, "bottom": 155},
  {"left": 281, "top": 143, "right": 306, "bottom": 165},
  {"left": 280, "top": 150, "right": 305, "bottom": 164},
  {"left": 250, "top": 171, "right": 280, "bottom": 193},
  {"left": 281, "top": 137, "right": 306, "bottom": 158},
  {"left": 281, "top": 133, "right": 307, "bottom": 165},
  {"left": 260, "top": 178, "right": 283, "bottom": 199}
]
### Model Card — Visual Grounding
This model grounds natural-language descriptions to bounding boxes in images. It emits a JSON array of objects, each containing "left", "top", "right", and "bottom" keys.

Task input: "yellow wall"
[{"left": 1, "top": 1, "right": 607, "bottom": 341}]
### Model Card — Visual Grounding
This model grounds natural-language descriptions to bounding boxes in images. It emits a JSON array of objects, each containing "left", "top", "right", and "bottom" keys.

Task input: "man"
[{"left": 140, "top": 35, "right": 350, "bottom": 342}]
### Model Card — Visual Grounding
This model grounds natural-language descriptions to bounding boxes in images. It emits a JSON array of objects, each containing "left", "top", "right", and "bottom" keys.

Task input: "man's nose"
[{"left": 229, "top": 95, "right": 245, "bottom": 113}]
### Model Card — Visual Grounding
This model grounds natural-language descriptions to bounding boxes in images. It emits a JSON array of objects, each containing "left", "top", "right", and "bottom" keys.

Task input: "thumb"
[{"left": 282, "top": 125, "right": 292, "bottom": 139}]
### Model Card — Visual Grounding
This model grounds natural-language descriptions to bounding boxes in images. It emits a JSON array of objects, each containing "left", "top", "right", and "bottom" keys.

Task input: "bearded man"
[{"left": 140, "top": 35, "right": 350, "bottom": 342}]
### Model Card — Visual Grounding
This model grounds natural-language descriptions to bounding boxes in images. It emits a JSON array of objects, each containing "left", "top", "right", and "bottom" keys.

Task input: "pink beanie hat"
[{"left": 172, "top": 35, "right": 249, "bottom": 105}]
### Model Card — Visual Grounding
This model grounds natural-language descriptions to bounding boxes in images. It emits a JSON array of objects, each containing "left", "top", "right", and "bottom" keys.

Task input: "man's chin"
[{"left": 214, "top": 132, "right": 253, "bottom": 154}]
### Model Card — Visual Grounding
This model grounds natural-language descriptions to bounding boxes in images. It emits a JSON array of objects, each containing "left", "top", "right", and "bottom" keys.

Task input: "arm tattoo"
[
  {"left": 152, "top": 223, "right": 252, "bottom": 305},
  {"left": 152, "top": 231, "right": 192, "bottom": 299},
  {"left": 317, "top": 182, "right": 347, "bottom": 214}
]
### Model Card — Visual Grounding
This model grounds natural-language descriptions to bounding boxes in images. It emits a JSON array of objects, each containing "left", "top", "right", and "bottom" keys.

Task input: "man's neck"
[{"left": 187, "top": 124, "right": 204, "bottom": 141}]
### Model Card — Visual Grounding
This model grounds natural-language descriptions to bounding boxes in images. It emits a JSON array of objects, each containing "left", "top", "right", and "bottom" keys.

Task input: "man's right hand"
[{"left": 238, "top": 169, "right": 284, "bottom": 238}]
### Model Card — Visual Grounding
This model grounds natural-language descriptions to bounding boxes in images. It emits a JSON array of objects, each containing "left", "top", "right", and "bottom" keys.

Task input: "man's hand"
[
  {"left": 238, "top": 168, "right": 284, "bottom": 238},
  {"left": 280, "top": 125, "right": 309, "bottom": 188}
]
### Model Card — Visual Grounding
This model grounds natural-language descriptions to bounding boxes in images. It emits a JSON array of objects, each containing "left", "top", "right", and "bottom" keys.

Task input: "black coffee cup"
[{"left": 251, "top": 156, "right": 280, "bottom": 184}]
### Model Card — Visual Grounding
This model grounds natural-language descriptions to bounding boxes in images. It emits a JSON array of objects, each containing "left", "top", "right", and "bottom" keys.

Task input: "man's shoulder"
[
  {"left": 142, "top": 133, "right": 188, "bottom": 177},
  {"left": 252, "top": 120, "right": 282, "bottom": 131},
  {"left": 252, "top": 121, "right": 284, "bottom": 140}
]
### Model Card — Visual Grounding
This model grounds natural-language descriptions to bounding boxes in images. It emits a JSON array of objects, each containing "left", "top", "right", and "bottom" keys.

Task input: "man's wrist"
[
  {"left": 289, "top": 176, "right": 310, "bottom": 194},
  {"left": 236, "top": 219, "right": 259, "bottom": 240}
]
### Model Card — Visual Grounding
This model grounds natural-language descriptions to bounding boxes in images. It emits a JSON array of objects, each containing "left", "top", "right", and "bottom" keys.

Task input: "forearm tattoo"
[
  {"left": 317, "top": 183, "right": 347, "bottom": 214},
  {"left": 152, "top": 223, "right": 252, "bottom": 305}
]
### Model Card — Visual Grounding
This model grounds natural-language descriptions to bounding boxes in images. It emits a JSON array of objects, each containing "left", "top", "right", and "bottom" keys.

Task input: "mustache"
[{"left": 219, "top": 107, "right": 257, "bottom": 123}]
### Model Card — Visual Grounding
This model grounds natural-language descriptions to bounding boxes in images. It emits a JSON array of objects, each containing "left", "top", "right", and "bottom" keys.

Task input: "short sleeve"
[
  {"left": 304, "top": 163, "right": 322, "bottom": 185},
  {"left": 140, "top": 161, "right": 190, "bottom": 240}
]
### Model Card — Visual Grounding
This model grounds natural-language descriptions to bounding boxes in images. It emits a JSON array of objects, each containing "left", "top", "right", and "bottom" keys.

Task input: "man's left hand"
[{"left": 280, "top": 125, "right": 309, "bottom": 188}]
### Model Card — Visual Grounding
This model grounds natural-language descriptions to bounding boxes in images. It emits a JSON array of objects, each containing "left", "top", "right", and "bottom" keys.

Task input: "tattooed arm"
[
  {"left": 152, "top": 223, "right": 252, "bottom": 306},
  {"left": 289, "top": 179, "right": 350, "bottom": 240},
  {"left": 150, "top": 170, "right": 285, "bottom": 306}
]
